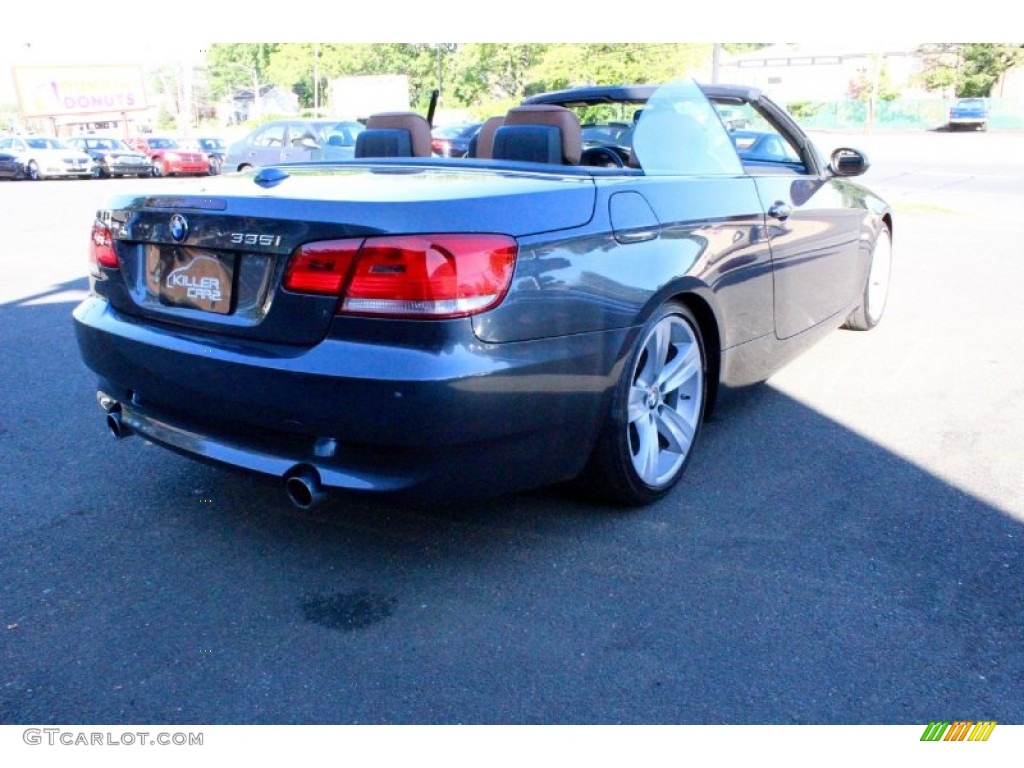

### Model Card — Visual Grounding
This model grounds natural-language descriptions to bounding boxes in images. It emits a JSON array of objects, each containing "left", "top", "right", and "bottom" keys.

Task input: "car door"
[
  {"left": 280, "top": 121, "right": 324, "bottom": 163},
  {"left": 708, "top": 91, "right": 864, "bottom": 340},
  {"left": 246, "top": 123, "right": 289, "bottom": 166}
]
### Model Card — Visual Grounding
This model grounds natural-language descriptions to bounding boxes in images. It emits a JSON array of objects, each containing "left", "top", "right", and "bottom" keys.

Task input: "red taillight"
[
  {"left": 284, "top": 234, "right": 518, "bottom": 319},
  {"left": 89, "top": 219, "right": 118, "bottom": 270},
  {"left": 432, "top": 139, "right": 451, "bottom": 156},
  {"left": 283, "top": 238, "right": 361, "bottom": 294}
]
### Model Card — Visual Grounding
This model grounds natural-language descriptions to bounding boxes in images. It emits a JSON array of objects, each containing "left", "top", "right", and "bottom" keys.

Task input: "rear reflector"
[
  {"left": 285, "top": 234, "right": 517, "bottom": 319},
  {"left": 89, "top": 219, "right": 118, "bottom": 270}
]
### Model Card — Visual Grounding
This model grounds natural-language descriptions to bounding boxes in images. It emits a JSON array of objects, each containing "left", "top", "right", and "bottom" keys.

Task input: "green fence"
[{"left": 790, "top": 99, "right": 1024, "bottom": 131}]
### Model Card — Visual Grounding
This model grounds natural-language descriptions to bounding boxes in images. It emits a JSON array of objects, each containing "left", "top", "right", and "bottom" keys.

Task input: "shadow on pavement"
[{"left": 1, "top": 283, "right": 1021, "bottom": 725}]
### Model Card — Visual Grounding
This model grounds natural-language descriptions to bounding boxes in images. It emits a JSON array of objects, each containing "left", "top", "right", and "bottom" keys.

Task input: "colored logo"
[
  {"left": 170, "top": 214, "right": 189, "bottom": 242},
  {"left": 920, "top": 721, "right": 996, "bottom": 742}
]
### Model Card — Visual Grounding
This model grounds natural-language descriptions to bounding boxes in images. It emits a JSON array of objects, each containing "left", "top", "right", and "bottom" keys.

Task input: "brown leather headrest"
[
  {"left": 364, "top": 112, "right": 433, "bottom": 157},
  {"left": 473, "top": 116, "right": 505, "bottom": 159},
  {"left": 503, "top": 105, "right": 582, "bottom": 165}
]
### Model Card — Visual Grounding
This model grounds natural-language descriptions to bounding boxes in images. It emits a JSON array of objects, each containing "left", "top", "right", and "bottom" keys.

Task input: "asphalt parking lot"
[{"left": 1, "top": 131, "right": 1022, "bottom": 725}]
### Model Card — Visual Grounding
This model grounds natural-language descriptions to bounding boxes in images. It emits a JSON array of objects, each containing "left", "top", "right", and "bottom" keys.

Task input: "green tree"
[
  {"left": 530, "top": 44, "right": 710, "bottom": 93},
  {"left": 847, "top": 58, "right": 900, "bottom": 102},
  {"left": 918, "top": 43, "right": 1024, "bottom": 97},
  {"left": 206, "top": 43, "right": 279, "bottom": 100},
  {"left": 269, "top": 44, "right": 452, "bottom": 111},
  {"left": 448, "top": 44, "right": 546, "bottom": 106}
]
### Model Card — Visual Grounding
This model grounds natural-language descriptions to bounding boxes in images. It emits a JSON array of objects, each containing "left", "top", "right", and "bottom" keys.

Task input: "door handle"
[{"left": 768, "top": 201, "right": 792, "bottom": 220}]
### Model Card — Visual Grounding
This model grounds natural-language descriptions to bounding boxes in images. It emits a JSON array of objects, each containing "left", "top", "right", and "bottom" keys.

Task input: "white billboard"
[{"left": 13, "top": 65, "right": 148, "bottom": 118}]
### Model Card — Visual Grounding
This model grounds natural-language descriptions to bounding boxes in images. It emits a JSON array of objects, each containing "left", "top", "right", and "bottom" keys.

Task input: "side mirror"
[
  {"left": 829, "top": 147, "right": 869, "bottom": 177},
  {"left": 299, "top": 137, "right": 320, "bottom": 150}
]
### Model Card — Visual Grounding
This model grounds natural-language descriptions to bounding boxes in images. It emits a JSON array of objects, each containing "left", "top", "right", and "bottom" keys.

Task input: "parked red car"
[{"left": 126, "top": 136, "right": 209, "bottom": 177}]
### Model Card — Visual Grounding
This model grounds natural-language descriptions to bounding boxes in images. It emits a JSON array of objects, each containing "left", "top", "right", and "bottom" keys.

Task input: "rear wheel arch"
[
  {"left": 666, "top": 290, "right": 722, "bottom": 419},
  {"left": 882, "top": 212, "right": 893, "bottom": 240},
  {"left": 576, "top": 297, "right": 710, "bottom": 506}
]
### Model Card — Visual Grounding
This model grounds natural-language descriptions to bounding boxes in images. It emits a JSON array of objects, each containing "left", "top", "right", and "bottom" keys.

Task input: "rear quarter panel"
[{"left": 474, "top": 174, "right": 773, "bottom": 351}]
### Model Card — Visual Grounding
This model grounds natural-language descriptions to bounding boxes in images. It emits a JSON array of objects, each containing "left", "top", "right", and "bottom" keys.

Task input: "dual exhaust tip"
[{"left": 99, "top": 393, "right": 327, "bottom": 510}]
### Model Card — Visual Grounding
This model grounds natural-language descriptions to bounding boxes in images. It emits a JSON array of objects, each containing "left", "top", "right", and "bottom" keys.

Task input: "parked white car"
[{"left": 0, "top": 135, "right": 95, "bottom": 180}]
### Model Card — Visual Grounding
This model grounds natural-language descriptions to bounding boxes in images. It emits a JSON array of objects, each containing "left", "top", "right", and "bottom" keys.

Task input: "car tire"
[
  {"left": 577, "top": 301, "right": 707, "bottom": 506},
  {"left": 151, "top": 159, "right": 164, "bottom": 177},
  {"left": 27, "top": 160, "right": 41, "bottom": 181},
  {"left": 843, "top": 224, "right": 892, "bottom": 331}
]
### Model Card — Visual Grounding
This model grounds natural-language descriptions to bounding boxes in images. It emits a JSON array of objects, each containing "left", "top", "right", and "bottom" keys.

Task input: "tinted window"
[
  {"left": 323, "top": 122, "right": 364, "bottom": 147},
  {"left": 288, "top": 122, "right": 319, "bottom": 147},
  {"left": 710, "top": 99, "right": 804, "bottom": 169},
  {"left": 253, "top": 125, "right": 286, "bottom": 148}
]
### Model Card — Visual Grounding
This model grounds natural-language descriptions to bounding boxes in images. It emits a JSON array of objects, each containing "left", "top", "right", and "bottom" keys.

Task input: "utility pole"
[
  {"left": 314, "top": 43, "right": 321, "bottom": 114},
  {"left": 867, "top": 50, "right": 882, "bottom": 133}
]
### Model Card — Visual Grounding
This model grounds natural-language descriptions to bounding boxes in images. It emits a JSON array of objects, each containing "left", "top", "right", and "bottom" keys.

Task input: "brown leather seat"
[
  {"left": 470, "top": 116, "right": 505, "bottom": 159},
  {"left": 497, "top": 105, "right": 582, "bottom": 165},
  {"left": 358, "top": 111, "right": 433, "bottom": 158}
]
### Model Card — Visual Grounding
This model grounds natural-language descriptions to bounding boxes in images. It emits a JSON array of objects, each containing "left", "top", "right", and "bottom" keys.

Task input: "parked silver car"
[
  {"left": 65, "top": 136, "right": 151, "bottom": 178},
  {"left": 224, "top": 119, "right": 365, "bottom": 172}
]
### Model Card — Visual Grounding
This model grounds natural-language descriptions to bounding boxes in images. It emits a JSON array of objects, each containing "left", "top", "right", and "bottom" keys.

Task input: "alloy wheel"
[{"left": 626, "top": 313, "right": 704, "bottom": 487}]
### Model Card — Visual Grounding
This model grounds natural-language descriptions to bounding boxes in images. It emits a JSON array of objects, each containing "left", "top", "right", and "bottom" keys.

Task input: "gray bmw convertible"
[{"left": 73, "top": 79, "right": 892, "bottom": 508}]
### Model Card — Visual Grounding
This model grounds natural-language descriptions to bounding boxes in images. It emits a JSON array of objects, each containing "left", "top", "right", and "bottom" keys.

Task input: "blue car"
[{"left": 73, "top": 79, "right": 893, "bottom": 508}]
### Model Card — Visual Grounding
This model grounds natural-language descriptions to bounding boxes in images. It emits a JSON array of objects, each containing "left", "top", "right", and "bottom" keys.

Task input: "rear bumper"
[{"left": 73, "top": 297, "right": 628, "bottom": 501}]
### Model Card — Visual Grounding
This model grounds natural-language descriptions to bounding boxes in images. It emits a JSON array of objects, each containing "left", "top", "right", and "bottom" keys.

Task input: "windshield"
[
  {"left": 26, "top": 138, "right": 63, "bottom": 150},
  {"left": 83, "top": 138, "right": 126, "bottom": 150},
  {"left": 148, "top": 138, "right": 178, "bottom": 149}
]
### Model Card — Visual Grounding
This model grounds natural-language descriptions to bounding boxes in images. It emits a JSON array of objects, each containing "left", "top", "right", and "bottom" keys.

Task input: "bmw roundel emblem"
[{"left": 169, "top": 214, "right": 189, "bottom": 242}]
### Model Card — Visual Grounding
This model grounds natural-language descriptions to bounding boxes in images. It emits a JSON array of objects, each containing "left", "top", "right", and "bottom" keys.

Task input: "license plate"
[{"left": 147, "top": 245, "right": 234, "bottom": 314}]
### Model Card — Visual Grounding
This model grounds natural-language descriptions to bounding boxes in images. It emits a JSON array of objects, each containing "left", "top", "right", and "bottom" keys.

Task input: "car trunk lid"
[{"left": 98, "top": 165, "right": 596, "bottom": 345}]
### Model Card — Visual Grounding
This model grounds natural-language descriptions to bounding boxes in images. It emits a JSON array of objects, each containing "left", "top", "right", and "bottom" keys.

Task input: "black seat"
[
  {"left": 355, "top": 129, "right": 413, "bottom": 158},
  {"left": 492, "top": 125, "right": 564, "bottom": 164}
]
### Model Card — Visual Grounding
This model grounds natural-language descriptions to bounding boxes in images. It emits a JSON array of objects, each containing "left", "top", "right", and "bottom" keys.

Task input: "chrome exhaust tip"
[
  {"left": 285, "top": 467, "right": 327, "bottom": 510},
  {"left": 106, "top": 408, "right": 130, "bottom": 439}
]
